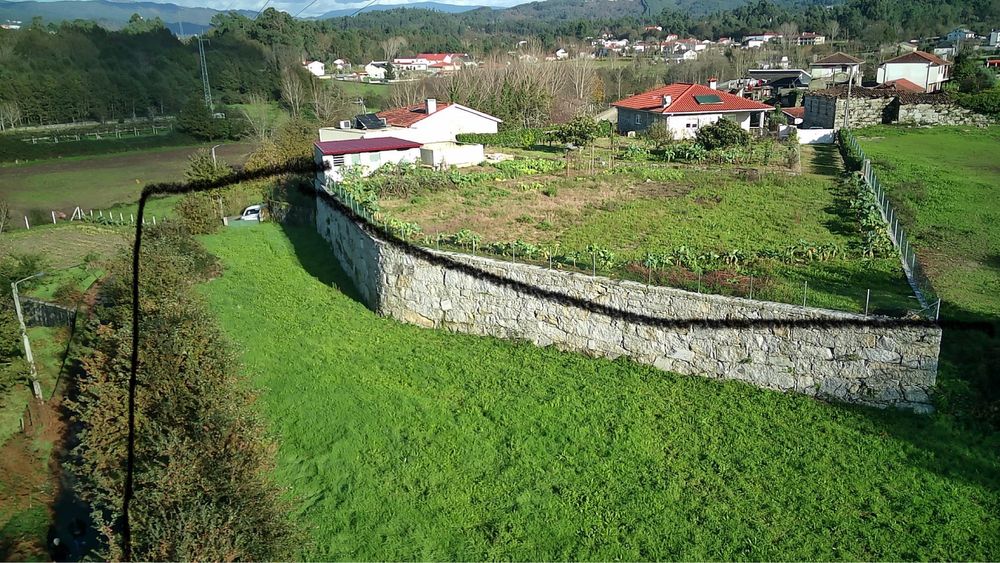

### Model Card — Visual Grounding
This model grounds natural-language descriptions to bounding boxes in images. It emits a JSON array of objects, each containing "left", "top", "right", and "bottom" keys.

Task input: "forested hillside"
[{"left": 0, "top": 17, "right": 275, "bottom": 126}]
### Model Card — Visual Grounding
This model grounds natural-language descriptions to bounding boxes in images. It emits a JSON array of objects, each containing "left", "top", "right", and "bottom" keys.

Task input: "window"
[
  {"left": 685, "top": 121, "right": 699, "bottom": 129},
  {"left": 369, "top": 152, "right": 380, "bottom": 164},
  {"left": 635, "top": 114, "right": 642, "bottom": 125},
  {"left": 331, "top": 155, "right": 345, "bottom": 167},
  {"left": 351, "top": 154, "right": 361, "bottom": 165}
]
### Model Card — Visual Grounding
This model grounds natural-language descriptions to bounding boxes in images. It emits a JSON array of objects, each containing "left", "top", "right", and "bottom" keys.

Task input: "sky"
[{"left": 16, "top": 0, "right": 530, "bottom": 17}]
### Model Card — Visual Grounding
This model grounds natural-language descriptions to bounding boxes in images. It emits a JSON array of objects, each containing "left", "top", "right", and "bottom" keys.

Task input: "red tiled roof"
[
  {"left": 314, "top": 137, "right": 421, "bottom": 156},
  {"left": 417, "top": 53, "right": 465, "bottom": 62},
  {"left": 612, "top": 83, "right": 773, "bottom": 114},
  {"left": 813, "top": 52, "right": 865, "bottom": 65},
  {"left": 884, "top": 50, "right": 951, "bottom": 66},
  {"left": 377, "top": 103, "right": 453, "bottom": 127},
  {"left": 877, "top": 78, "right": 925, "bottom": 93},
  {"left": 781, "top": 106, "right": 805, "bottom": 119}
]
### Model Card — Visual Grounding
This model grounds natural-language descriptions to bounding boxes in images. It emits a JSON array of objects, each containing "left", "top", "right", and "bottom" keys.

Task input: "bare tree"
[
  {"left": 310, "top": 80, "right": 351, "bottom": 125},
  {"left": 280, "top": 68, "right": 306, "bottom": 117},
  {"left": 0, "top": 100, "right": 21, "bottom": 132},
  {"left": 777, "top": 22, "right": 799, "bottom": 50},
  {"left": 379, "top": 36, "right": 408, "bottom": 62},
  {"left": 826, "top": 20, "right": 840, "bottom": 42},
  {"left": 608, "top": 51, "right": 628, "bottom": 100},
  {"left": 241, "top": 92, "right": 277, "bottom": 143},
  {"left": 569, "top": 56, "right": 596, "bottom": 101},
  {"left": 388, "top": 80, "right": 427, "bottom": 108},
  {"left": 0, "top": 200, "right": 9, "bottom": 234}
]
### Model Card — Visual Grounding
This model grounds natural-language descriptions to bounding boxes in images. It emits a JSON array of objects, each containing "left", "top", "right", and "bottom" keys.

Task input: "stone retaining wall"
[{"left": 316, "top": 193, "right": 941, "bottom": 412}]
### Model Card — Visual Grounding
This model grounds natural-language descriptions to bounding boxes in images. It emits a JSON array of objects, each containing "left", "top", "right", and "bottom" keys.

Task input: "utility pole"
[
  {"left": 842, "top": 66, "right": 854, "bottom": 130},
  {"left": 198, "top": 36, "right": 213, "bottom": 111},
  {"left": 11, "top": 272, "right": 44, "bottom": 401}
]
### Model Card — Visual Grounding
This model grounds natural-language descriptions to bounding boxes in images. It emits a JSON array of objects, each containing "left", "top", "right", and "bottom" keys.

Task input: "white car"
[{"left": 240, "top": 205, "right": 263, "bottom": 221}]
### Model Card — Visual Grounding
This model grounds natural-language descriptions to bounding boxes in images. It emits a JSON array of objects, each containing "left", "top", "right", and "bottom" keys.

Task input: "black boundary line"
[{"left": 123, "top": 160, "right": 994, "bottom": 560}]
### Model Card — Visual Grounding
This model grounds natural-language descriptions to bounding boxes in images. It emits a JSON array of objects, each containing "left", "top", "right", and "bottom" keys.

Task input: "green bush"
[
  {"left": 456, "top": 128, "right": 549, "bottom": 148},
  {"left": 954, "top": 89, "right": 1000, "bottom": 117},
  {"left": 176, "top": 192, "right": 222, "bottom": 235},
  {"left": 695, "top": 118, "right": 751, "bottom": 150}
]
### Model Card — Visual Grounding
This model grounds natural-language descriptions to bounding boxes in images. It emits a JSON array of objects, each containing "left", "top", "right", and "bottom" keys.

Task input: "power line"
[
  {"left": 351, "top": 0, "right": 380, "bottom": 17},
  {"left": 254, "top": 0, "right": 271, "bottom": 19},
  {"left": 294, "top": 0, "right": 322, "bottom": 18}
]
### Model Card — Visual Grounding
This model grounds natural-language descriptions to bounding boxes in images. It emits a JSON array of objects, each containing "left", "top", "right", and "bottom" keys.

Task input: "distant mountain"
[
  {"left": 0, "top": 0, "right": 255, "bottom": 30},
  {"left": 314, "top": 2, "right": 486, "bottom": 19},
  {"left": 494, "top": 0, "right": 762, "bottom": 20}
]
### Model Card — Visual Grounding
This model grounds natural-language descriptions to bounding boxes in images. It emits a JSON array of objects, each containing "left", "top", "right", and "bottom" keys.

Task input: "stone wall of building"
[
  {"left": 316, "top": 193, "right": 942, "bottom": 412},
  {"left": 896, "top": 103, "right": 993, "bottom": 126},
  {"left": 804, "top": 92, "right": 994, "bottom": 129}
]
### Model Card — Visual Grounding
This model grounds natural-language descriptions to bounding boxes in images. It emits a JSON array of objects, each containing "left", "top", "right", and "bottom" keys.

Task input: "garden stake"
[
  {"left": 803, "top": 281, "right": 808, "bottom": 307},
  {"left": 864, "top": 289, "right": 870, "bottom": 317},
  {"left": 592, "top": 253, "right": 596, "bottom": 277},
  {"left": 749, "top": 275, "right": 754, "bottom": 300}
]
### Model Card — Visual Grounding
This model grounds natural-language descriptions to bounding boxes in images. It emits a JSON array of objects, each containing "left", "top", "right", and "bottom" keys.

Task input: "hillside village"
[{"left": 1, "top": 1, "right": 999, "bottom": 561}]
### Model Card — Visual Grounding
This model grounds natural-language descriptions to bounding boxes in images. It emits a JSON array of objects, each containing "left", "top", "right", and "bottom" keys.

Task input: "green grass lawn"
[
  {"left": 855, "top": 126, "right": 1000, "bottom": 318},
  {"left": 198, "top": 223, "right": 1000, "bottom": 561},
  {"left": 382, "top": 164, "right": 914, "bottom": 314},
  {"left": 0, "top": 142, "right": 255, "bottom": 226},
  {"left": 332, "top": 81, "right": 391, "bottom": 111}
]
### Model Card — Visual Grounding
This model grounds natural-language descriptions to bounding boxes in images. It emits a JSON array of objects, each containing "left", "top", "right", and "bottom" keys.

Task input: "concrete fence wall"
[
  {"left": 18, "top": 297, "right": 76, "bottom": 328},
  {"left": 316, "top": 194, "right": 942, "bottom": 412}
]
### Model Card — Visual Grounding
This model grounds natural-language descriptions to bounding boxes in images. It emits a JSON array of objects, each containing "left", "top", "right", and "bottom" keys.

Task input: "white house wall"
[
  {"left": 664, "top": 111, "right": 752, "bottom": 139},
  {"left": 877, "top": 62, "right": 948, "bottom": 92},
  {"left": 410, "top": 107, "right": 499, "bottom": 142},
  {"left": 316, "top": 147, "right": 422, "bottom": 184}
]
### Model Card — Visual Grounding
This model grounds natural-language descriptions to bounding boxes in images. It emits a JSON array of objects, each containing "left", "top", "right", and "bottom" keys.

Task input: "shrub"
[
  {"left": 553, "top": 116, "right": 600, "bottom": 147},
  {"left": 695, "top": 118, "right": 751, "bottom": 150},
  {"left": 456, "top": 128, "right": 548, "bottom": 148},
  {"left": 176, "top": 192, "right": 222, "bottom": 235}
]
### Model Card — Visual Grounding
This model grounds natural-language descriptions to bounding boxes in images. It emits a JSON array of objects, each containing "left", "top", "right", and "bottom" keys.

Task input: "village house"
[
  {"left": 990, "top": 30, "right": 1000, "bottom": 47},
  {"left": 946, "top": 27, "right": 976, "bottom": 42},
  {"left": 317, "top": 99, "right": 501, "bottom": 169},
  {"left": 794, "top": 32, "right": 826, "bottom": 46},
  {"left": 809, "top": 52, "right": 864, "bottom": 86},
  {"left": 876, "top": 51, "right": 951, "bottom": 92},
  {"left": 363, "top": 61, "right": 388, "bottom": 81},
  {"left": 613, "top": 82, "right": 773, "bottom": 138},
  {"left": 332, "top": 58, "right": 349, "bottom": 71},
  {"left": 304, "top": 60, "right": 326, "bottom": 77},
  {"left": 743, "top": 32, "right": 780, "bottom": 48},
  {"left": 314, "top": 137, "right": 422, "bottom": 185}
]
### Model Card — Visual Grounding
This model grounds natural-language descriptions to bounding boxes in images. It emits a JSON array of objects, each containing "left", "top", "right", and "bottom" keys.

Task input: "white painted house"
[
  {"left": 364, "top": 61, "right": 388, "bottom": 81},
  {"left": 810, "top": 52, "right": 864, "bottom": 86},
  {"left": 613, "top": 82, "right": 773, "bottom": 139},
  {"left": 314, "top": 137, "right": 422, "bottom": 186},
  {"left": 304, "top": 60, "right": 326, "bottom": 77},
  {"left": 876, "top": 51, "right": 952, "bottom": 92}
]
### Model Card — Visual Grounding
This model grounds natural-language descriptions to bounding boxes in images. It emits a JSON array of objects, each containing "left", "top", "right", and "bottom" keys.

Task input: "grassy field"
[
  {"left": 333, "top": 80, "right": 392, "bottom": 111},
  {"left": 0, "top": 131, "right": 201, "bottom": 165},
  {"left": 856, "top": 126, "right": 1000, "bottom": 317},
  {"left": 856, "top": 125, "right": 1000, "bottom": 425},
  {"left": 199, "top": 224, "right": 999, "bottom": 561},
  {"left": 0, "top": 142, "right": 255, "bottom": 227},
  {"left": 380, "top": 160, "right": 914, "bottom": 314}
]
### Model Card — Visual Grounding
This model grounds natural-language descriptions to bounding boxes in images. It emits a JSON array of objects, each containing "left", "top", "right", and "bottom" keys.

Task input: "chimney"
[
  {"left": 662, "top": 95, "right": 672, "bottom": 107},
  {"left": 708, "top": 77, "right": 718, "bottom": 89},
  {"left": 425, "top": 98, "right": 437, "bottom": 115}
]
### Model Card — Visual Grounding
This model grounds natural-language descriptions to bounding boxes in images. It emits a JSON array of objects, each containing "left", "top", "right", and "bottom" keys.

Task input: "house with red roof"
[
  {"left": 313, "top": 137, "right": 423, "bottom": 185},
  {"left": 876, "top": 51, "right": 952, "bottom": 92},
  {"left": 612, "top": 82, "right": 773, "bottom": 138},
  {"left": 810, "top": 52, "right": 864, "bottom": 86}
]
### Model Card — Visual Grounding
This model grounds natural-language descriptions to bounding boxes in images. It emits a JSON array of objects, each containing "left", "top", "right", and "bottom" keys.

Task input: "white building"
[
  {"left": 314, "top": 137, "right": 422, "bottom": 185},
  {"left": 554, "top": 48, "right": 569, "bottom": 60},
  {"left": 810, "top": 52, "right": 864, "bottom": 86},
  {"left": 613, "top": 82, "right": 773, "bottom": 139},
  {"left": 877, "top": 51, "right": 952, "bottom": 93},
  {"left": 990, "top": 30, "right": 1000, "bottom": 47},
  {"left": 744, "top": 33, "right": 780, "bottom": 48},
  {"left": 317, "top": 99, "right": 502, "bottom": 168},
  {"left": 304, "top": 60, "right": 326, "bottom": 77},
  {"left": 364, "top": 61, "right": 388, "bottom": 81}
]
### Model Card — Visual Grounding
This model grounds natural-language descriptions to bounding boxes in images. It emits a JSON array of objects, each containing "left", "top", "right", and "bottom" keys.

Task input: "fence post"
[
  {"left": 749, "top": 274, "right": 753, "bottom": 300},
  {"left": 935, "top": 299, "right": 942, "bottom": 321},
  {"left": 51, "top": 211, "right": 56, "bottom": 224},
  {"left": 864, "top": 289, "right": 870, "bottom": 318},
  {"left": 591, "top": 252, "right": 596, "bottom": 276},
  {"left": 802, "top": 281, "right": 808, "bottom": 307},
  {"left": 24, "top": 216, "right": 29, "bottom": 229}
]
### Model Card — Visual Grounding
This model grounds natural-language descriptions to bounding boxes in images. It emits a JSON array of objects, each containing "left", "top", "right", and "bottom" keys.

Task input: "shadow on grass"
[{"left": 278, "top": 221, "right": 366, "bottom": 307}]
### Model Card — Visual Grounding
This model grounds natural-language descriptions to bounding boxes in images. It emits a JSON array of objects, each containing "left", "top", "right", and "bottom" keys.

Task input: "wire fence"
[
  {"left": 18, "top": 124, "right": 174, "bottom": 145},
  {"left": 19, "top": 206, "right": 164, "bottom": 230},
  {"left": 840, "top": 129, "right": 940, "bottom": 319},
  {"left": 325, "top": 180, "right": 928, "bottom": 319}
]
